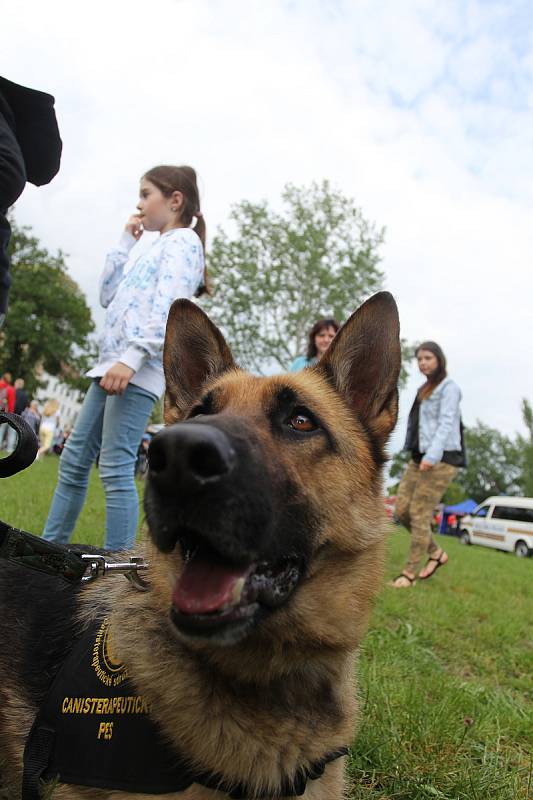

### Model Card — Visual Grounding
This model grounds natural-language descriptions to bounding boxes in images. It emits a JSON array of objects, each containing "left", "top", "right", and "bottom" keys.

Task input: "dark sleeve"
[
  {"left": 0, "top": 213, "right": 13, "bottom": 316},
  {"left": 15, "top": 390, "right": 29, "bottom": 415},
  {"left": 403, "top": 397, "right": 420, "bottom": 452},
  {"left": 0, "top": 103, "right": 26, "bottom": 210},
  {"left": 0, "top": 93, "right": 26, "bottom": 316},
  {"left": 0, "top": 76, "right": 62, "bottom": 186}
]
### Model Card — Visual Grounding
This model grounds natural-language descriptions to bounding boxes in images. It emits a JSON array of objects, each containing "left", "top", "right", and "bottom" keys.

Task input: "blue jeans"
[{"left": 42, "top": 380, "right": 156, "bottom": 550}]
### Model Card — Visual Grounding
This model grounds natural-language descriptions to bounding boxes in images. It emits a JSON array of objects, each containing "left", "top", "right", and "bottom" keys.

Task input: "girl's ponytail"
[
  {"left": 142, "top": 164, "right": 211, "bottom": 297},
  {"left": 192, "top": 213, "right": 210, "bottom": 297}
]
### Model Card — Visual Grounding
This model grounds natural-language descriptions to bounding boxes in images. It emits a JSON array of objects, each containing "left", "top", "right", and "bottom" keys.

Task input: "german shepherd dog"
[{"left": 0, "top": 292, "right": 400, "bottom": 799}]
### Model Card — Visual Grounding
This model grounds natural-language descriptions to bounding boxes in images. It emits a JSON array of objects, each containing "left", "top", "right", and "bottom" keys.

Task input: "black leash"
[
  {"left": 0, "top": 520, "right": 88, "bottom": 582},
  {"left": 0, "top": 412, "right": 87, "bottom": 579},
  {"left": 0, "top": 410, "right": 149, "bottom": 588},
  {"left": 0, "top": 410, "right": 38, "bottom": 477},
  {"left": 0, "top": 518, "right": 149, "bottom": 588}
]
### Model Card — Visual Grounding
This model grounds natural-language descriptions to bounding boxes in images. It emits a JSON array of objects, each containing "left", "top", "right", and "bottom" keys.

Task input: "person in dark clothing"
[
  {"left": 13, "top": 377, "right": 29, "bottom": 414},
  {"left": 0, "top": 76, "right": 62, "bottom": 326}
]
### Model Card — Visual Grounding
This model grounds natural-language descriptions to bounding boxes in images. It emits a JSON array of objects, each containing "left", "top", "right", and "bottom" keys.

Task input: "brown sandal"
[{"left": 419, "top": 551, "right": 448, "bottom": 580}]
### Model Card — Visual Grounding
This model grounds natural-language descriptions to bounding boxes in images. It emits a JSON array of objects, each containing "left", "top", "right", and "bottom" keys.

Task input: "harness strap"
[
  {"left": 203, "top": 746, "right": 350, "bottom": 798},
  {"left": 22, "top": 726, "right": 55, "bottom": 800},
  {"left": 0, "top": 521, "right": 87, "bottom": 582}
]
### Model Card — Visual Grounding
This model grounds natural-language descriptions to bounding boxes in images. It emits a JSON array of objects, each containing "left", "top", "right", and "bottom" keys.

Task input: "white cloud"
[{"left": 5, "top": 0, "right": 532, "bottom": 445}]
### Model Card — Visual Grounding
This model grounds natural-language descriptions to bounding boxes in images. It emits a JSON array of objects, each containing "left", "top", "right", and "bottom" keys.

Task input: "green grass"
[
  {"left": 1, "top": 457, "right": 532, "bottom": 798},
  {"left": 350, "top": 528, "right": 533, "bottom": 799},
  {"left": 0, "top": 452, "right": 145, "bottom": 545}
]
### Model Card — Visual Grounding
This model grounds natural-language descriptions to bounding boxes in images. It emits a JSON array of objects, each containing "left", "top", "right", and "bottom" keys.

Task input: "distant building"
[{"left": 35, "top": 373, "right": 83, "bottom": 429}]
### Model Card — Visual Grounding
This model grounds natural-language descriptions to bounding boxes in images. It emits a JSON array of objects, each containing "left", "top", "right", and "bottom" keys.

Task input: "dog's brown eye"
[{"left": 288, "top": 413, "right": 317, "bottom": 433}]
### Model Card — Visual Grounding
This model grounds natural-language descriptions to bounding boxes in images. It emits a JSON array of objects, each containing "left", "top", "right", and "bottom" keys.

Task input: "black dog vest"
[{"left": 23, "top": 618, "right": 348, "bottom": 797}]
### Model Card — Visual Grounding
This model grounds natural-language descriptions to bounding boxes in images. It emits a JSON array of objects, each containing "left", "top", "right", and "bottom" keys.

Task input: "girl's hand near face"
[
  {"left": 125, "top": 214, "right": 144, "bottom": 241},
  {"left": 100, "top": 363, "right": 135, "bottom": 395}
]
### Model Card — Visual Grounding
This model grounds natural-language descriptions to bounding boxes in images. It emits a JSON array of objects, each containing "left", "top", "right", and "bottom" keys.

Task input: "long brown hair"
[
  {"left": 306, "top": 318, "right": 340, "bottom": 360},
  {"left": 416, "top": 341, "right": 447, "bottom": 400},
  {"left": 143, "top": 165, "right": 209, "bottom": 296}
]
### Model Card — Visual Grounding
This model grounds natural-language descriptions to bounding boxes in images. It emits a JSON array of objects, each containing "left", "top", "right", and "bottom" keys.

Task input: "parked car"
[{"left": 459, "top": 496, "right": 533, "bottom": 557}]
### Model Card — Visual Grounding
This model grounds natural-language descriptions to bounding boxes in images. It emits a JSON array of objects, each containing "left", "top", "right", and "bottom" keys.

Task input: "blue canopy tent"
[{"left": 439, "top": 499, "right": 478, "bottom": 534}]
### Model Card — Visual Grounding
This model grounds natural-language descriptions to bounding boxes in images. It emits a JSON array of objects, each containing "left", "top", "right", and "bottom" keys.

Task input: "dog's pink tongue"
[{"left": 173, "top": 558, "right": 252, "bottom": 614}]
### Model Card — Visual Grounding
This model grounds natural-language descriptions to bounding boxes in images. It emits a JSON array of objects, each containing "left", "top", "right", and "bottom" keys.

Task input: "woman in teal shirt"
[{"left": 289, "top": 318, "right": 339, "bottom": 371}]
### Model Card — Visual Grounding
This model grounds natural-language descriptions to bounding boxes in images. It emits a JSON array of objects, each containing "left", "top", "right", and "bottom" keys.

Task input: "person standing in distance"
[
  {"left": 289, "top": 318, "right": 339, "bottom": 371},
  {"left": 42, "top": 165, "right": 208, "bottom": 550},
  {"left": 391, "top": 342, "right": 465, "bottom": 587}
]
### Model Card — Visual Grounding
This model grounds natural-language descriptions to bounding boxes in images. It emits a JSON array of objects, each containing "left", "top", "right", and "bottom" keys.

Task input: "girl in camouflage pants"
[{"left": 392, "top": 342, "right": 465, "bottom": 588}]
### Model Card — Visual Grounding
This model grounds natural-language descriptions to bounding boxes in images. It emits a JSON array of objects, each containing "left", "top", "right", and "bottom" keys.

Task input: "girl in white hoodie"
[{"left": 43, "top": 166, "right": 207, "bottom": 550}]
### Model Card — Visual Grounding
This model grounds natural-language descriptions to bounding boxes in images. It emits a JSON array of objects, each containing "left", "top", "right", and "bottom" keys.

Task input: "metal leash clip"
[{"left": 80, "top": 554, "right": 150, "bottom": 591}]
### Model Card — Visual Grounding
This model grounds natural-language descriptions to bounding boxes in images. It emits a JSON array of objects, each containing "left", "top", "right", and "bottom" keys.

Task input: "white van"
[{"left": 460, "top": 496, "right": 533, "bottom": 557}]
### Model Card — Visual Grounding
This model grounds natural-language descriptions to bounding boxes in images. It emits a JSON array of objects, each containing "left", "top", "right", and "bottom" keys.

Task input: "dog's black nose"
[{"left": 148, "top": 423, "right": 236, "bottom": 492}]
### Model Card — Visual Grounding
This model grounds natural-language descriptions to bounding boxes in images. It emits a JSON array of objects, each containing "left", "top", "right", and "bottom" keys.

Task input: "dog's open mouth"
[{"left": 170, "top": 532, "right": 302, "bottom": 638}]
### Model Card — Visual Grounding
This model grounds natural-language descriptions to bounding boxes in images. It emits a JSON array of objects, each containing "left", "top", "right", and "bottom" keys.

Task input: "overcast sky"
[{"left": 4, "top": 0, "right": 533, "bottom": 454}]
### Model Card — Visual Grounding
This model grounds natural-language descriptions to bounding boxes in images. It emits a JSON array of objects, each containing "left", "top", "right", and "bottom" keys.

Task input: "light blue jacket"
[
  {"left": 418, "top": 378, "right": 462, "bottom": 465},
  {"left": 87, "top": 228, "right": 204, "bottom": 397}
]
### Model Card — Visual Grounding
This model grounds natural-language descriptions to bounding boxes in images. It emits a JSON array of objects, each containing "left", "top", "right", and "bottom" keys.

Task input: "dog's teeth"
[
  {"left": 230, "top": 577, "right": 246, "bottom": 605},
  {"left": 218, "top": 578, "right": 247, "bottom": 612}
]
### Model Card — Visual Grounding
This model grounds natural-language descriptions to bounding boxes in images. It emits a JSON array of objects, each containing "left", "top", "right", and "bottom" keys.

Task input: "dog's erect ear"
[
  {"left": 315, "top": 292, "right": 401, "bottom": 446},
  {"left": 163, "top": 299, "right": 236, "bottom": 421}
]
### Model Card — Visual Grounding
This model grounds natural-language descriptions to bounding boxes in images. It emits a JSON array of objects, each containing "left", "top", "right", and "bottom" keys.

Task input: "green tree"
[
  {"left": 205, "top": 181, "right": 402, "bottom": 374},
  {"left": 387, "top": 449, "right": 410, "bottom": 495},
  {"left": 441, "top": 481, "right": 467, "bottom": 505},
  {"left": 0, "top": 220, "right": 96, "bottom": 394},
  {"left": 515, "top": 398, "right": 533, "bottom": 496},
  {"left": 456, "top": 423, "right": 521, "bottom": 503}
]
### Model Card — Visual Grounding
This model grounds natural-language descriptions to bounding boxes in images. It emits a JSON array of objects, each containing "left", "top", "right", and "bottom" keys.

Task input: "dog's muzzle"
[{"left": 144, "top": 421, "right": 305, "bottom": 644}]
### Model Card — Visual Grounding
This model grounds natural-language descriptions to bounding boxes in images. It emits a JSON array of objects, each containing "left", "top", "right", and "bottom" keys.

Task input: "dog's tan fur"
[{"left": 0, "top": 292, "right": 400, "bottom": 799}]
